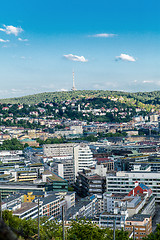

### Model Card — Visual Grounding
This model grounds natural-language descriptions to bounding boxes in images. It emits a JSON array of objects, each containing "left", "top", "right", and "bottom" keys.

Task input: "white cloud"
[
  {"left": 90, "top": 33, "right": 117, "bottom": 38},
  {"left": 18, "top": 37, "right": 28, "bottom": 42},
  {"left": 115, "top": 53, "right": 136, "bottom": 62},
  {"left": 64, "top": 54, "right": 88, "bottom": 62},
  {"left": 0, "top": 25, "right": 23, "bottom": 36},
  {"left": 0, "top": 39, "right": 9, "bottom": 42},
  {"left": 143, "top": 80, "right": 154, "bottom": 83},
  {"left": 60, "top": 88, "right": 68, "bottom": 92}
]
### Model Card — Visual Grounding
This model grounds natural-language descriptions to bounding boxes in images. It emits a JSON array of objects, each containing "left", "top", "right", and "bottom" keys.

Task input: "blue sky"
[{"left": 0, "top": 0, "right": 160, "bottom": 97}]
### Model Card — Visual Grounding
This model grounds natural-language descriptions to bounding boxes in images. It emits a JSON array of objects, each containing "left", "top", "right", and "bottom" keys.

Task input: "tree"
[
  {"left": 0, "top": 138, "right": 24, "bottom": 150},
  {"left": 67, "top": 219, "right": 129, "bottom": 240}
]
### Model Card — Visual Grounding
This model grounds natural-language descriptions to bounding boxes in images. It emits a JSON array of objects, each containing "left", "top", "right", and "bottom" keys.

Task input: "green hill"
[
  {"left": 0, "top": 90, "right": 160, "bottom": 106},
  {"left": 0, "top": 90, "right": 123, "bottom": 104},
  {"left": 0, "top": 90, "right": 159, "bottom": 124}
]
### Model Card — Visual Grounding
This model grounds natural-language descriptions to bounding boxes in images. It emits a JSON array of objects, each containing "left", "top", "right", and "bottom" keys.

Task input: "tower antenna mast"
[{"left": 71, "top": 70, "right": 76, "bottom": 91}]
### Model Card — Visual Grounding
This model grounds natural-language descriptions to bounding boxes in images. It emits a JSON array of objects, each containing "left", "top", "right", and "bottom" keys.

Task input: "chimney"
[{"left": 135, "top": 181, "right": 139, "bottom": 188}]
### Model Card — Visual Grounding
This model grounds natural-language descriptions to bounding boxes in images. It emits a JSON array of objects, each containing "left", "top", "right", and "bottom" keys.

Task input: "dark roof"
[
  {"left": 65, "top": 195, "right": 96, "bottom": 220},
  {"left": 2, "top": 193, "right": 23, "bottom": 204},
  {"left": 79, "top": 172, "right": 104, "bottom": 180},
  {"left": 42, "top": 194, "right": 59, "bottom": 205},
  {"left": 126, "top": 214, "right": 151, "bottom": 222},
  {"left": 23, "top": 190, "right": 45, "bottom": 196},
  {"left": 29, "top": 163, "right": 44, "bottom": 167}
]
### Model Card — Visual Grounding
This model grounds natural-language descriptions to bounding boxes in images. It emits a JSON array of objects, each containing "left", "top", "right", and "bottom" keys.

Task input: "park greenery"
[{"left": 0, "top": 138, "right": 25, "bottom": 150}]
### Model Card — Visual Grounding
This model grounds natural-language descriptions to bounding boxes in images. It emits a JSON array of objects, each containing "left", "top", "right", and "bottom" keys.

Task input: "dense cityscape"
[
  {"left": 0, "top": 0, "right": 160, "bottom": 239},
  {"left": 0, "top": 90, "right": 160, "bottom": 239}
]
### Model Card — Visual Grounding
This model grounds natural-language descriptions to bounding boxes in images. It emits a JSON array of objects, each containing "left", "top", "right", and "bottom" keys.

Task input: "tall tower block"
[{"left": 71, "top": 71, "right": 77, "bottom": 91}]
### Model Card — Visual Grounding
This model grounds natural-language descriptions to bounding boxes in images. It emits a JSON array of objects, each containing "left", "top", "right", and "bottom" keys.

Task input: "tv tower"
[{"left": 71, "top": 70, "right": 77, "bottom": 91}]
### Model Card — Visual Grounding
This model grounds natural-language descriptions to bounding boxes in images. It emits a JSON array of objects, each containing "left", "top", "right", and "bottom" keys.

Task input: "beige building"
[{"left": 125, "top": 214, "right": 152, "bottom": 239}]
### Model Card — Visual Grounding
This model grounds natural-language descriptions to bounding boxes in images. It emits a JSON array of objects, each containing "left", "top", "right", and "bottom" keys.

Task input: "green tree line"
[
  {"left": 0, "top": 138, "right": 24, "bottom": 150},
  {"left": 1, "top": 210, "right": 130, "bottom": 240}
]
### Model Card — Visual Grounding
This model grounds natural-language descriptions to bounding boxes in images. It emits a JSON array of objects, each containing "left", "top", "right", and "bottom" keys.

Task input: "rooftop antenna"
[{"left": 71, "top": 70, "right": 76, "bottom": 91}]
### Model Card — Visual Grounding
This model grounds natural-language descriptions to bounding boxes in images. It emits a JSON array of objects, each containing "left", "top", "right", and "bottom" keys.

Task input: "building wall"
[
  {"left": 141, "top": 196, "right": 155, "bottom": 217},
  {"left": 75, "top": 171, "right": 106, "bottom": 197},
  {"left": 106, "top": 171, "right": 160, "bottom": 202},
  {"left": 42, "top": 199, "right": 60, "bottom": 218},
  {"left": 50, "top": 156, "right": 74, "bottom": 184},
  {"left": 74, "top": 143, "right": 94, "bottom": 177},
  {"left": 43, "top": 143, "right": 76, "bottom": 157},
  {"left": 125, "top": 216, "right": 152, "bottom": 240}
]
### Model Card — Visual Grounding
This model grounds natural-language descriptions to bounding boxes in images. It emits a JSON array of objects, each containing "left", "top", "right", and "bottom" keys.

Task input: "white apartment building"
[
  {"left": 74, "top": 143, "right": 95, "bottom": 177},
  {"left": 43, "top": 143, "right": 95, "bottom": 181},
  {"left": 43, "top": 143, "right": 76, "bottom": 157},
  {"left": 106, "top": 171, "right": 160, "bottom": 202}
]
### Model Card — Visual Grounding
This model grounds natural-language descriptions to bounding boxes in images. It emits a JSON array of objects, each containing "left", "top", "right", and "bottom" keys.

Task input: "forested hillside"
[{"left": 0, "top": 90, "right": 160, "bottom": 106}]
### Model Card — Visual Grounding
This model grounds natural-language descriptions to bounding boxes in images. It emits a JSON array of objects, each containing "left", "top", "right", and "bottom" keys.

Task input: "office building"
[
  {"left": 50, "top": 156, "right": 74, "bottom": 184},
  {"left": 75, "top": 169, "right": 106, "bottom": 198},
  {"left": 41, "top": 194, "right": 60, "bottom": 218},
  {"left": 43, "top": 143, "right": 76, "bottom": 157},
  {"left": 106, "top": 171, "right": 160, "bottom": 202},
  {"left": 13, "top": 202, "right": 39, "bottom": 220},
  {"left": 125, "top": 214, "right": 152, "bottom": 240},
  {"left": 0, "top": 150, "right": 25, "bottom": 164},
  {"left": 65, "top": 195, "right": 97, "bottom": 221}
]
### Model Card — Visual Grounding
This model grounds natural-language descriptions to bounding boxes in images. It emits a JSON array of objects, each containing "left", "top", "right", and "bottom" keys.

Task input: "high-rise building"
[
  {"left": 74, "top": 143, "right": 95, "bottom": 177},
  {"left": 43, "top": 143, "right": 94, "bottom": 182},
  {"left": 75, "top": 169, "right": 106, "bottom": 197}
]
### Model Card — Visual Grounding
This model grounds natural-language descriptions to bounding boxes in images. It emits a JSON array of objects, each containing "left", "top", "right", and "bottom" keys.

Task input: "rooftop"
[
  {"left": 2, "top": 193, "right": 23, "bottom": 204},
  {"left": 29, "top": 163, "right": 44, "bottom": 167},
  {"left": 47, "top": 174, "right": 66, "bottom": 182},
  {"left": 138, "top": 183, "right": 150, "bottom": 190},
  {"left": 13, "top": 202, "right": 37, "bottom": 215},
  {"left": 42, "top": 194, "right": 59, "bottom": 205},
  {"left": 126, "top": 214, "right": 151, "bottom": 222}
]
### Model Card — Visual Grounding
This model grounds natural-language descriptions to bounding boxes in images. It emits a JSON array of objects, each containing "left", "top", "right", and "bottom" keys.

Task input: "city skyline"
[{"left": 0, "top": 0, "right": 160, "bottom": 98}]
